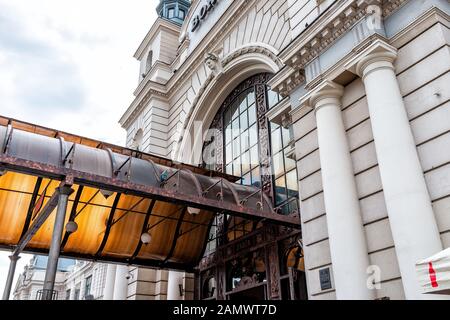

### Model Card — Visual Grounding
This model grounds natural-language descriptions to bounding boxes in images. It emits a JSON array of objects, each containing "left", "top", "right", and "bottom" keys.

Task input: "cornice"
[
  {"left": 390, "top": 6, "right": 450, "bottom": 48},
  {"left": 283, "top": 0, "right": 408, "bottom": 69},
  {"left": 166, "top": 0, "right": 256, "bottom": 95},
  {"left": 265, "top": 97, "right": 291, "bottom": 125},
  {"left": 268, "top": 66, "right": 305, "bottom": 97},
  {"left": 272, "top": 0, "right": 408, "bottom": 95},
  {"left": 133, "top": 61, "right": 173, "bottom": 96},
  {"left": 222, "top": 45, "right": 283, "bottom": 69},
  {"left": 281, "top": 0, "right": 374, "bottom": 69},
  {"left": 134, "top": 17, "right": 182, "bottom": 60}
]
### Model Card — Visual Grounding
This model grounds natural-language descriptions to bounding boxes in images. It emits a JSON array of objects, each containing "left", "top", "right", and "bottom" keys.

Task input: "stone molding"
[
  {"left": 301, "top": 80, "right": 345, "bottom": 113},
  {"left": 345, "top": 38, "right": 398, "bottom": 78},
  {"left": 272, "top": 0, "right": 408, "bottom": 96},
  {"left": 180, "top": 45, "right": 281, "bottom": 136},
  {"left": 124, "top": 0, "right": 256, "bottom": 129},
  {"left": 222, "top": 45, "right": 283, "bottom": 69}
]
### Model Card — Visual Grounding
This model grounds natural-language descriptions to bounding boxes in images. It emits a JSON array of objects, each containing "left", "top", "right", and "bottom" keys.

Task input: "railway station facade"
[{"left": 3, "top": 0, "right": 450, "bottom": 300}]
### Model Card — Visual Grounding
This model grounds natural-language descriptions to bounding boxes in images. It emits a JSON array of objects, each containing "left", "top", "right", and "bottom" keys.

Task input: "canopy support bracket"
[
  {"left": 130, "top": 199, "right": 157, "bottom": 262},
  {"left": 162, "top": 207, "right": 187, "bottom": 266},
  {"left": 95, "top": 193, "right": 121, "bottom": 258},
  {"left": 61, "top": 186, "right": 84, "bottom": 250},
  {"left": 12, "top": 181, "right": 70, "bottom": 257},
  {"left": 19, "top": 177, "right": 43, "bottom": 239}
]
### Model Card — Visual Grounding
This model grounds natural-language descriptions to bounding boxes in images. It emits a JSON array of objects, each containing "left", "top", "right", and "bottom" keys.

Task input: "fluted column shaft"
[
  {"left": 309, "top": 81, "right": 374, "bottom": 300},
  {"left": 349, "top": 40, "right": 443, "bottom": 299}
]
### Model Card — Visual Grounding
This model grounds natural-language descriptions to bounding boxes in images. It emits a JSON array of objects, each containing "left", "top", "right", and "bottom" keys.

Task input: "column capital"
[
  {"left": 346, "top": 39, "right": 398, "bottom": 79},
  {"left": 300, "top": 80, "right": 344, "bottom": 113}
]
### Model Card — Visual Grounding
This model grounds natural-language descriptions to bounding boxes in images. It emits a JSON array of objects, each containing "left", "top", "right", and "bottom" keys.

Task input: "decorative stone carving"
[
  {"left": 266, "top": 242, "right": 281, "bottom": 300},
  {"left": 204, "top": 50, "right": 223, "bottom": 75},
  {"left": 222, "top": 45, "right": 283, "bottom": 69}
]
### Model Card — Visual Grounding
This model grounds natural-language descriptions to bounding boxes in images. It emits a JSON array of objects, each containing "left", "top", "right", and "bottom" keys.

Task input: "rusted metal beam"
[
  {"left": 162, "top": 207, "right": 187, "bottom": 266},
  {"left": 0, "top": 244, "right": 197, "bottom": 273},
  {"left": 195, "top": 215, "right": 216, "bottom": 264},
  {"left": 61, "top": 186, "right": 84, "bottom": 250},
  {"left": 19, "top": 177, "right": 43, "bottom": 239},
  {"left": 95, "top": 193, "right": 121, "bottom": 257},
  {"left": 0, "top": 115, "right": 238, "bottom": 182},
  {"left": 0, "top": 241, "right": 196, "bottom": 272},
  {"left": 12, "top": 189, "right": 60, "bottom": 257},
  {"left": 130, "top": 199, "right": 157, "bottom": 261},
  {"left": 0, "top": 155, "right": 300, "bottom": 228}
]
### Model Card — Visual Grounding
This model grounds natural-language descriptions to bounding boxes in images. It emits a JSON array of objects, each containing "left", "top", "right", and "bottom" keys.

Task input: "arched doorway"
[{"left": 197, "top": 74, "right": 306, "bottom": 301}]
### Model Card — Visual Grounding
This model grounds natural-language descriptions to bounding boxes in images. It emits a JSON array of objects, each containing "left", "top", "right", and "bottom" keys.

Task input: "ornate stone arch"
[{"left": 174, "top": 44, "right": 282, "bottom": 164}]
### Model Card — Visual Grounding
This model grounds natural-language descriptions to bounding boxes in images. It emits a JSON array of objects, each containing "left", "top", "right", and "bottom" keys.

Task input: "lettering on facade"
[{"left": 191, "top": 0, "right": 219, "bottom": 32}]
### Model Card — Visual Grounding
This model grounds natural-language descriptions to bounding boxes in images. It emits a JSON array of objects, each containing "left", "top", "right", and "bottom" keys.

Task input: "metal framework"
[{"left": 0, "top": 117, "right": 300, "bottom": 300}]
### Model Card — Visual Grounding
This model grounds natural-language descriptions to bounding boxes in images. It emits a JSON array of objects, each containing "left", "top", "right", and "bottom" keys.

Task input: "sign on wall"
[
  {"left": 191, "top": 0, "right": 220, "bottom": 32},
  {"left": 319, "top": 268, "right": 332, "bottom": 291}
]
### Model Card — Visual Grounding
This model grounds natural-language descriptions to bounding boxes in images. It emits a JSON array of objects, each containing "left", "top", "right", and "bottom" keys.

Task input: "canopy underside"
[
  {"left": 0, "top": 171, "right": 214, "bottom": 270},
  {"left": 0, "top": 116, "right": 300, "bottom": 271}
]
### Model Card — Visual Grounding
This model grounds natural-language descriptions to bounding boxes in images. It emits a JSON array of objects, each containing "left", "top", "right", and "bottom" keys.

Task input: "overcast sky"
[{"left": 0, "top": 0, "right": 158, "bottom": 299}]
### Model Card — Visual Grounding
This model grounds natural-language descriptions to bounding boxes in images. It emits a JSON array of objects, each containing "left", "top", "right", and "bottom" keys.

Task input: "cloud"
[
  {"left": 0, "top": 0, "right": 156, "bottom": 145},
  {"left": 0, "top": 0, "right": 157, "bottom": 296}
]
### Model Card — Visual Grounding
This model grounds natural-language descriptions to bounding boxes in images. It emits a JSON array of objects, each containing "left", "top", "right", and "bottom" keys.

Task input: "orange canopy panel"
[
  {"left": 0, "top": 119, "right": 299, "bottom": 271},
  {"left": 0, "top": 171, "right": 215, "bottom": 270}
]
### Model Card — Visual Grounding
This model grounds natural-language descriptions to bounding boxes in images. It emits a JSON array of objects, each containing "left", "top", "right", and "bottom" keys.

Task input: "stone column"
[
  {"left": 304, "top": 81, "right": 374, "bottom": 300},
  {"left": 167, "top": 271, "right": 183, "bottom": 300},
  {"left": 347, "top": 40, "right": 443, "bottom": 300},
  {"left": 103, "top": 264, "right": 117, "bottom": 300},
  {"left": 113, "top": 265, "right": 129, "bottom": 300}
]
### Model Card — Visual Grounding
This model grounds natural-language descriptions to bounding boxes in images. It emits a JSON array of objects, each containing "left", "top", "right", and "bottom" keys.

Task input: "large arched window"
[{"left": 202, "top": 74, "right": 299, "bottom": 245}]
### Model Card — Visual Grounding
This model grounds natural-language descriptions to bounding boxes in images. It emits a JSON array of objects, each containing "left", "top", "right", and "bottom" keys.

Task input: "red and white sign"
[{"left": 416, "top": 248, "right": 450, "bottom": 295}]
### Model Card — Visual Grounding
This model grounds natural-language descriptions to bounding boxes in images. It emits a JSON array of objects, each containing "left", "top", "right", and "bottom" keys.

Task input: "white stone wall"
[
  {"left": 397, "top": 23, "right": 450, "bottom": 247},
  {"left": 126, "top": 98, "right": 170, "bottom": 157},
  {"left": 120, "top": 0, "right": 450, "bottom": 301},
  {"left": 126, "top": 267, "right": 169, "bottom": 300},
  {"left": 294, "top": 14, "right": 450, "bottom": 301}
]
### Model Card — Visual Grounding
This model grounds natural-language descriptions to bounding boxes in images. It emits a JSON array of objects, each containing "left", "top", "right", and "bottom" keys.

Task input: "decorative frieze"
[
  {"left": 275, "top": 69, "right": 306, "bottom": 97},
  {"left": 222, "top": 46, "right": 283, "bottom": 69},
  {"left": 286, "top": 0, "right": 381, "bottom": 70},
  {"left": 271, "top": 0, "right": 408, "bottom": 96}
]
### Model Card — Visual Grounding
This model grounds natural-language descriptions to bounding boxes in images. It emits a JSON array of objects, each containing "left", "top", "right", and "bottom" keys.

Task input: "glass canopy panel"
[
  {"left": 63, "top": 187, "right": 117, "bottom": 255},
  {"left": 0, "top": 172, "right": 35, "bottom": 245},
  {"left": 0, "top": 121, "right": 296, "bottom": 271},
  {"left": 169, "top": 209, "right": 215, "bottom": 265},
  {"left": 135, "top": 201, "right": 184, "bottom": 261},
  {"left": 101, "top": 195, "right": 150, "bottom": 258}
]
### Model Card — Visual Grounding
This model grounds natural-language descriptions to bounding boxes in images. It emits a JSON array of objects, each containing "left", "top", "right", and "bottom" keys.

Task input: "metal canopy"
[{"left": 0, "top": 118, "right": 300, "bottom": 272}]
